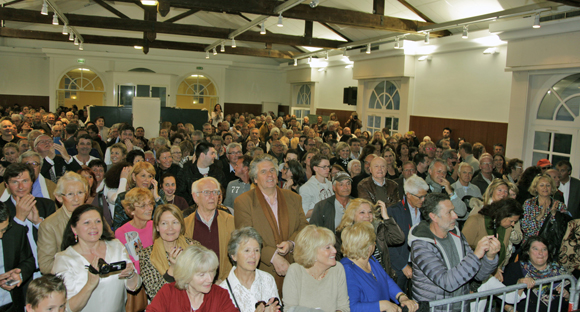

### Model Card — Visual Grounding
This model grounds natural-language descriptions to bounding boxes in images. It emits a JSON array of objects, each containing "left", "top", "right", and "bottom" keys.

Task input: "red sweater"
[{"left": 147, "top": 283, "right": 238, "bottom": 312}]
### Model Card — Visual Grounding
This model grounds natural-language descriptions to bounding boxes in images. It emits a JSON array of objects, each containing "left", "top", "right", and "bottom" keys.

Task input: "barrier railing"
[{"left": 428, "top": 274, "right": 577, "bottom": 312}]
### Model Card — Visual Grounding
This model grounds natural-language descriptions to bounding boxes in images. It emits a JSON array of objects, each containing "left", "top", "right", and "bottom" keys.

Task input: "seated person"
[{"left": 25, "top": 274, "right": 67, "bottom": 312}]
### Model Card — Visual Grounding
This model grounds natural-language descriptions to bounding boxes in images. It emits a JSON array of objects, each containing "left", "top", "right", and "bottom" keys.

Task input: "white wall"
[
  {"left": 412, "top": 45, "right": 513, "bottom": 122},
  {"left": 225, "top": 66, "right": 288, "bottom": 105},
  {"left": 0, "top": 48, "right": 50, "bottom": 96},
  {"left": 312, "top": 65, "right": 358, "bottom": 110}
]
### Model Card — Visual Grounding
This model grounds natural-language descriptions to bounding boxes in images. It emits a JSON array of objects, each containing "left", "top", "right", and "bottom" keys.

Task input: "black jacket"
[
  {"left": 2, "top": 220, "right": 36, "bottom": 311},
  {"left": 309, "top": 195, "right": 353, "bottom": 231},
  {"left": 3, "top": 197, "right": 56, "bottom": 242},
  {"left": 40, "top": 155, "right": 82, "bottom": 183},
  {"left": 176, "top": 160, "right": 227, "bottom": 206}
]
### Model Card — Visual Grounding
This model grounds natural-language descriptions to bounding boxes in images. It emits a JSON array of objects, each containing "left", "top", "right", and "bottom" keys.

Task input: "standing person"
[
  {"left": 299, "top": 154, "right": 334, "bottom": 220},
  {"left": 451, "top": 162, "right": 482, "bottom": 203},
  {"left": 409, "top": 193, "right": 500, "bottom": 312},
  {"left": 472, "top": 153, "right": 501, "bottom": 194},
  {"left": 223, "top": 155, "right": 251, "bottom": 212},
  {"left": 95, "top": 116, "right": 109, "bottom": 141},
  {"left": 210, "top": 104, "right": 224, "bottom": 128},
  {"left": 154, "top": 146, "right": 180, "bottom": 185},
  {"left": 234, "top": 154, "right": 309, "bottom": 293},
  {"left": 221, "top": 143, "right": 242, "bottom": 185},
  {"left": 387, "top": 175, "right": 429, "bottom": 292},
  {"left": 309, "top": 172, "right": 353, "bottom": 231},
  {"left": 357, "top": 157, "right": 399, "bottom": 207},
  {"left": 556, "top": 160, "right": 580, "bottom": 218},
  {"left": 425, "top": 159, "right": 468, "bottom": 221}
]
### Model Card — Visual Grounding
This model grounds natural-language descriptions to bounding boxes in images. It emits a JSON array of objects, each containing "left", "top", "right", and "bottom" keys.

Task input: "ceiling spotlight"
[
  {"left": 62, "top": 25, "right": 68, "bottom": 35},
  {"left": 140, "top": 0, "right": 158, "bottom": 5},
  {"left": 342, "top": 48, "right": 347, "bottom": 56},
  {"left": 231, "top": 38, "right": 236, "bottom": 48},
  {"left": 462, "top": 25, "right": 468, "bottom": 39},
  {"left": 41, "top": 1, "right": 48, "bottom": 15},
  {"left": 308, "top": 56, "right": 312, "bottom": 63},
  {"left": 294, "top": 59, "right": 297, "bottom": 66},
  {"left": 220, "top": 42, "right": 225, "bottom": 52},
  {"left": 418, "top": 55, "right": 432, "bottom": 61},
  {"left": 277, "top": 14, "right": 283, "bottom": 27},
  {"left": 345, "top": 64, "right": 353, "bottom": 69},
  {"left": 213, "top": 48, "right": 217, "bottom": 55},
  {"left": 310, "top": 0, "right": 319, "bottom": 8},
  {"left": 69, "top": 33, "right": 74, "bottom": 41},
  {"left": 260, "top": 22, "right": 266, "bottom": 35},
  {"left": 483, "top": 47, "right": 498, "bottom": 54},
  {"left": 134, "top": 46, "right": 143, "bottom": 49},
  {"left": 79, "top": 42, "right": 84, "bottom": 51},
  {"left": 366, "top": 43, "right": 371, "bottom": 54},
  {"left": 52, "top": 14, "right": 59, "bottom": 25},
  {"left": 206, "top": 51, "right": 210, "bottom": 59},
  {"left": 74, "top": 37, "right": 79, "bottom": 45},
  {"left": 325, "top": 51, "right": 329, "bottom": 60},
  {"left": 424, "top": 31, "right": 430, "bottom": 44},
  {"left": 394, "top": 37, "right": 400, "bottom": 49},
  {"left": 533, "top": 14, "right": 541, "bottom": 28},
  {"left": 318, "top": 68, "right": 325, "bottom": 72}
]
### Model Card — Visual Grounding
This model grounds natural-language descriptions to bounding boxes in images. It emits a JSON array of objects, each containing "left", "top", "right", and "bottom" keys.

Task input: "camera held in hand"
[{"left": 87, "top": 258, "right": 127, "bottom": 275}]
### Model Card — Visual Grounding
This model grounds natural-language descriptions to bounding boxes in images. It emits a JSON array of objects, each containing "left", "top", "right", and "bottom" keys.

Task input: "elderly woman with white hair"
[
  {"left": 220, "top": 227, "right": 280, "bottom": 312},
  {"left": 147, "top": 245, "right": 238, "bottom": 312},
  {"left": 347, "top": 159, "right": 362, "bottom": 178},
  {"left": 266, "top": 127, "right": 280, "bottom": 153},
  {"left": 283, "top": 225, "right": 350, "bottom": 312}
]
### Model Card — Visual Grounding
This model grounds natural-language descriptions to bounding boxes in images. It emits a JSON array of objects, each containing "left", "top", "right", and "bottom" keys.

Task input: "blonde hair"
[
  {"left": 110, "top": 143, "right": 128, "bottom": 156},
  {"left": 341, "top": 222, "right": 376, "bottom": 260},
  {"left": 121, "top": 187, "right": 154, "bottom": 216},
  {"left": 127, "top": 161, "right": 156, "bottom": 189},
  {"left": 152, "top": 204, "right": 185, "bottom": 240},
  {"left": 529, "top": 174, "right": 557, "bottom": 196},
  {"left": 293, "top": 225, "right": 336, "bottom": 269},
  {"left": 483, "top": 179, "right": 509, "bottom": 204},
  {"left": 173, "top": 245, "right": 218, "bottom": 290},
  {"left": 336, "top": 198, "right": 376, "bottom": 232}
]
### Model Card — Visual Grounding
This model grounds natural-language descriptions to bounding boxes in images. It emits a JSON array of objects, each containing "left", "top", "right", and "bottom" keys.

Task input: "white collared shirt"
[
  {"left": 0, "top": 240, "right": 12, "bottom": 306},
  {"left": 10, "top": 196, "right": 42, "bottom": 280},
  {"left": 219, "top": 267, "right": 279, "bottom": 312}
]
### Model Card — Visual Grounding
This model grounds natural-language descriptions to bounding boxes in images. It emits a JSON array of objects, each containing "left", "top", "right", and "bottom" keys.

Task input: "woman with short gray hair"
[{"left": 219, "top": 227, "right": 280, "bottom": 312}]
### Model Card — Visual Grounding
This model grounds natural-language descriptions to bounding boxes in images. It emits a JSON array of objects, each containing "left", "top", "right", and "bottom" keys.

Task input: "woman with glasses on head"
[{"left": 38, "top": 171, "right": 88, "bottom": 275}]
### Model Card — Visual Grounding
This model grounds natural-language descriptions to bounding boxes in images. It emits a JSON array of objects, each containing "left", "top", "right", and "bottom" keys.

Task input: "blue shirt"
[{"left": 341, "top": 256, "right": 402, "bottom": 312}]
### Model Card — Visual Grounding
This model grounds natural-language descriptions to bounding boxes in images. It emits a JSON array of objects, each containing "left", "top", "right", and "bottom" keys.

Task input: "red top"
[{"left": 147, "top": 283, "right": 238, "bottom": 312}]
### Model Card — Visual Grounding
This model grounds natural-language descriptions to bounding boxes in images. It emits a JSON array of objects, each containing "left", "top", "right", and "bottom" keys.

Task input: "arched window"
[
  {"left": 56, "top": 68, "right": 105, "bottom": 108},
  {"left": 297, "top": 84, "right": 311, "bottom": 105},
  {"left": 367, "top": 80, "right": 400, "bottom": 136},
  {"left": 176, "top": 74, "right": 219, "bottom": 110},
  {"left": 292, "top": 84, "right": 312, "bottom": 125},
  {"left": 537, "top": 73, "right": 580, "bottom": 121}
]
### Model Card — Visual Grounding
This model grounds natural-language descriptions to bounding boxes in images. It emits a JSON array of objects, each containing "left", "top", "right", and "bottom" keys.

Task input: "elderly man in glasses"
[
  {"left": 184, "top": 176, "right": 234, "bottom": 284},
  {"left": 358, "top": 156, "right": 400, "bottom": 207}
]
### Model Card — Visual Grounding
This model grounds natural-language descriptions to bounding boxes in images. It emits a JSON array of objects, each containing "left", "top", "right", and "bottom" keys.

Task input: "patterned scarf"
[{"left": 520, "top": 261, "right": 570, "bottom": 306}]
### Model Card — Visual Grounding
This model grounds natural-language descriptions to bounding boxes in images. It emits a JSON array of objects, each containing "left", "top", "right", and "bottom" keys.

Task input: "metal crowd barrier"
[{"left": 428, "top": 275, "right": 577, "bottom": 312}]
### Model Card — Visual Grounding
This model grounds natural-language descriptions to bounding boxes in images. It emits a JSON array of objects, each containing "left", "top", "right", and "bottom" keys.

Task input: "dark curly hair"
[
  {"left": 103, "top": 161, "right": 132, "bottom": 189},
  {"left": 479, "top": 198, "right": 524, "bottom": 230},
  {"left": 61, "top": 204, "right": 114, "bottom": 251}
]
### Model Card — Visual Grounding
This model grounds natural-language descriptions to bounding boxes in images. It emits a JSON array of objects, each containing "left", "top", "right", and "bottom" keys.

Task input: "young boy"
[{"left": 25, "top": 274, "right": 67, "bottom": 312}]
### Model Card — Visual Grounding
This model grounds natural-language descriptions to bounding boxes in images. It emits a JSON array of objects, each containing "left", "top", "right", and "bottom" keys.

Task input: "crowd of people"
[{"left": 0, "top": 102, "right": 578, "bottom": 312}]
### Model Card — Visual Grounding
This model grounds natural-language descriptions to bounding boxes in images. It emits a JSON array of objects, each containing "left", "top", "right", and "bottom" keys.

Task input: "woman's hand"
[
  {"left": 118, "top": 262, "right": 135, "bottom": 279},
  {"left": 377, "top": 200, "right": 389, "bottom": 220},
  {"left": 518, "top": 277, "right": 535, "bottom": 289},
  {"left": 379, "top": 300, "right": 401, "bottom": 312},
  {"left": 168, "top": 246, "right": 184, "bottom": 265},
  {"left": 120, "top": 166, "right": 132, "bottom": 180},
  {"left": 264, "top": 297, "right": 281, "bottom": 312},
  {"left": 556, "top": 285, "right": 569, "bottom": 299},
  {"left": 494, "top": 268, "right": 504, "bottom": 282},
  {"left": 86, "top": 257, "right": 101, "bottom": 290},
  {"left": 284, "top": 179, "right": 293, "bottom": 190},
  {"left": 151, "top": 179, "right": 160, "bottom": 200},
  {"left": 400, "top": 298, "right": 419, "bottom": 312}
]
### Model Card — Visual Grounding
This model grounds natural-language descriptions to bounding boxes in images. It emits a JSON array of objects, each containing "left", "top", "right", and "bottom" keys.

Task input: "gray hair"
[
  {"left": 226, "top": 142, "right": 242, "bottom": 154},
  {"left": 153, "top": 137, "right": 169, "bottom": 147},
  {"left": 227, "top": 227, "right": 264, "bottom": 264},
  {"left": 222, "top": 121, "right": 230, "bottom": 128},
  {"left": 441, "top": 149, "right": 457, "bottom": 161},
  {"left": 173, "top": 245, "right": 219, "bottom": 290},
  {"left": 457, "top": 162, "right": 473, "bottom": 173},
  {"left": 192, "top": 130, "right": 204, "bottom": 137},
  {"left": 191, "top": 176, "right": 220, "bottom": 194},
  {"left": 347, "top": 159, "right": 360, "bottom": 173},
  {"left": 11, "top": 114, "right": 22, "bottom": 121},
  {"left": 249, "top": 154, "right": 278, "bottom": 183},
  {"left": 19, "top": 150, "right": 43, "bottom": 168},
  {"left": 269, "top": 127, "right": 280, "bottom": 136},
  {"left": 428, "top": 158, "right": 447, "bottom": 171},
  {"left": 403, "top": 174, "right": 429, "bottom": 195},
  {"left": 27, "top": 130, "right": 42, "bottom": 145}
]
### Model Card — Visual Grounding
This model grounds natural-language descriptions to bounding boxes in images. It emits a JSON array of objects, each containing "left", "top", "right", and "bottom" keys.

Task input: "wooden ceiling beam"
[
  {"left": 164, "top": 9, "right": 200, "bottom": 23},
  {"left": 112, "top": 0, "right": 443, "bottom": 35},
  {"left": 93, "top": 0, "right": 130, "bottom": 19},
  {"left": 395, "top": 0, "right": 452, "bottom": 36},
  {"left": 0, "top": 27, "right": 298, "bottom": 59},
  {"left": 0, "top": 7, "right": 344, "bottom": 49},
  {"left": 549, "top": 0, "right": 580, "bottom": 6}
]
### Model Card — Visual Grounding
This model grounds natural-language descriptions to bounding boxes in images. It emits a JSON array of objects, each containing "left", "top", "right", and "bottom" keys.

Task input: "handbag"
[
  {"left": 537, "top": 202, "right": 572, "bottom": 261},
  {"left": 125, "top": 286, "right": 148, "bottom": 312}
]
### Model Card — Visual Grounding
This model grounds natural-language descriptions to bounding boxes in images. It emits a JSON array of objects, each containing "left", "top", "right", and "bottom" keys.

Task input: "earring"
[{"left": 74, "top": 234, "right": 78, "bottom": 243}]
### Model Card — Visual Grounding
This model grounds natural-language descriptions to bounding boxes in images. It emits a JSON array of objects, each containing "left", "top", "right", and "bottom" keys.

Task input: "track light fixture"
[
  {"left": 220, "top": 42, "right": 225, "bottom": 52},
  {"left": 69, "top": 33, "right": 74, "bottom": 41},
  {"left": 52, "top": 14, "right": 59, "bottom": 25},
  {"left": 325, "top": 51, "right": 329, "bottom": 60},
  {"left": 41, "top": 1, "right": 48, "bottom": 15},
  {"left": 260, "top": 22, "right": 266, "bottom": 35},
  {"left": 62, "top": 25, "right": 68, "bottom": 35},
  {"left": 308, "top": 56, "right": 312, "bottom": 63},
  {"left": 533, "top": 14, "right": 541, "bottom": 28},
  {"left": 366, "top": 43, "right": 371, "bottom": 54},
  {"left": 79, "top": 42, "right": 84, "bottom": 51},
  {"left": 424, "top": 31, "right": 430, "bottom": 44},
  {"left": 213, "top": 48, "right": 217, "bottom": 55},
  {"left": 462, "top": 25, "right": 468, "bottom": 39},
  {"left": 140, "top": 0, "right": 158, "bottom": 5},
  {"left": 277, "top": 14, "right": 283, "bottom": 27},
  {"left": 294, "top": 59, "right": 297, "bottom": 66},
  {"left": 74, "top": 37, "right": 79, "bottom": 45},
  {"left": 310, "top": 0, "right": 319, "bottom": 8},
  {"left": 394, "top": 37, "right": 400, "bottom": 49},
  {"left": 206, "top": 51, "right": 210, "bottom": 59},
  {"left": 134, "top": 46, "right": 143, "bottom": 49},
  {"left": 231, "top": 38, "right": 236, "bottom": 48}
]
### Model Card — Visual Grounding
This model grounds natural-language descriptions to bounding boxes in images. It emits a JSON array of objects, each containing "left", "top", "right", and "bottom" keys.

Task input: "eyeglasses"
[
  {"left": 408, "top": 193, "right": 427, "bottom": 200},
  {"left": 228, "top": 151, "right": 242, "bottom": 155},
  {"left": 195, "top": 190, "right": 221, "bottom": 197},
  {"left": 25, "top": 161, "right": 40, "bottom": 168},
  {"left": 316, "top": 165, "right": 331, "bottom": 170},
  {"left": 134, "top": 202, "right": 154, "bottom": 209},
  {"left": 61, "top": 190, "right": 86, "bottom": 199}
]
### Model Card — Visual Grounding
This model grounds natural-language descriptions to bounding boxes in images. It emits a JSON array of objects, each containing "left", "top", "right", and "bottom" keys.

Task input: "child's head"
[{"left": 26, "top": 274, "right": 67, "bottom": 312}]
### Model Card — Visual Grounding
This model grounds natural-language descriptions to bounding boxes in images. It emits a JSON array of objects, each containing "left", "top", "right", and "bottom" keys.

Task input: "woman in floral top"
[{"left": 521, "top": 174, "right": 569, "bottom": 244}]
